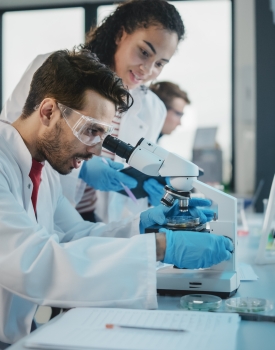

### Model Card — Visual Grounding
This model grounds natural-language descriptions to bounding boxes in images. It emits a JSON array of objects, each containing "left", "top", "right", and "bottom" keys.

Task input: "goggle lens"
[{"left": 58, "top": 103, "right": 114, "bottom": 146}]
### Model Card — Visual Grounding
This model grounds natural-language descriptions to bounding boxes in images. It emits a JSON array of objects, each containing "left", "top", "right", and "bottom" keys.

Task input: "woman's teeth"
[{"left": 131, "top": 71, "right": 141, "bottom": 81}]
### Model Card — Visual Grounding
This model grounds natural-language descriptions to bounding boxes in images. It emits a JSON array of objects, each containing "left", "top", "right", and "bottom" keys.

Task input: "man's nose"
[{"left": 87, "top": 143, "right": 102, "bottom": 156}]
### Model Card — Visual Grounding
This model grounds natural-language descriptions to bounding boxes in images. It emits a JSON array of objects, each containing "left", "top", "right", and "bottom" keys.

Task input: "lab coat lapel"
[
  {"left": 117, "top": 87, "right": 148, "bottom": 146},
  {"left": 36, "top": 164, "right": 58, "bottom": 231},
  {"left": 0, "top": 120, "right": 36, "bottom": 221}
]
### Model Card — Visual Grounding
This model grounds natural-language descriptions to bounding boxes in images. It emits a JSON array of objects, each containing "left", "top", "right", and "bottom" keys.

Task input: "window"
[{"left": 2, "top": 7, "right": 85, "bottom": 105}]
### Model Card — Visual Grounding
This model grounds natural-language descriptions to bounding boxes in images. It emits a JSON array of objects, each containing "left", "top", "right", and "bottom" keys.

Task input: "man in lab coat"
[{"left": 0, "top": 49, "right": 233, "bottom": 345}]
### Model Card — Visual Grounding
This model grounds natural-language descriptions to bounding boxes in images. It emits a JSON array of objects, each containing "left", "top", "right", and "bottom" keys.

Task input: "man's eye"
[
  {"left": 86, "top": 128, "right": 98, "bottom": 135},
  {"left": 86, "top": 125, "right": 106, "bottom": 136}
]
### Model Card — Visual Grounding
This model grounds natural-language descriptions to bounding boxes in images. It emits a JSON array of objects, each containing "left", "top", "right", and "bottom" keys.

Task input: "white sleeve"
[
  {"left": 0, "top": 172, "right": 157, "bottom": 310},
  {"left": 54, "top": 190, "right": 142, "bottom": 240},
  {"left": 1, "top": 53, "right": 51, "bottom": 122}
]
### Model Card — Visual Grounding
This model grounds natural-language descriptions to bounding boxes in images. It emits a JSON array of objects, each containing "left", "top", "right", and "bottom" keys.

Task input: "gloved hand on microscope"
[
  {"left": 139, "top": 199, "right": 233, "bottom": 269},
  {"left": 79, "top": 155, "right": 137, "bottom": 192},
  {"left": 139, "top": 197, "right": 214, "bottom": 232},
  {"left": 143, "top": 178, "right": 167, "bottom": 206}
]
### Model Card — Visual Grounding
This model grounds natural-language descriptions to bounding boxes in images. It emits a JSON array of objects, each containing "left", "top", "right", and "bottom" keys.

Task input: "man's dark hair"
[
  {"left": 22, "top": 49, "right": 133, "bottom": 118},
  {"left": 82, "top": 0, "right": 185, "bottom": 68},
  {"left": 150, "top": 81, "right": 190, "bottom": 107}
]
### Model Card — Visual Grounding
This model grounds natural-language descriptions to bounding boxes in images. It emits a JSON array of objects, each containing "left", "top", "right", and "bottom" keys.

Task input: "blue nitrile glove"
[
  {"left": 168, "top": 198, "right": 215, "bottom": 224},
  {"left": 160, "top": 228, "right": 233, "bottom": 269},
  {"left": 140, "top": 204, "right": 171, "bottom": 233},
  {"left": 139, "top": 198, "right": 214, "bottom": 233},
  {"left": 79, "top": 156, "right": 137, "bottom": 192},
  {"left": 143, "top": 178, "right": 166, "bottom": 206}
]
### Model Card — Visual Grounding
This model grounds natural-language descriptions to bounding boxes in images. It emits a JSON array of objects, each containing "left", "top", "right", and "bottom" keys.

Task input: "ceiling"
[{"left": 0, "top": 0, "right": 112, "bottom": 10}]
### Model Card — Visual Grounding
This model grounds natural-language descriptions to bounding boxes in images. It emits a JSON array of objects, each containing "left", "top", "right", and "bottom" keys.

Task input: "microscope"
[{"left": 103, "top": 136, "right": 240, "bottom": 298}]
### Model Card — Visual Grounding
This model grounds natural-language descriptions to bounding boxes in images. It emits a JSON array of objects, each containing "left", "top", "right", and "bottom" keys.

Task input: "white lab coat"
[
  {"left": 1, "top": 53, "right": 166, "bottom": 222},
  {"left": 0, "top": 121, "right": 157, "bottom": 344}
]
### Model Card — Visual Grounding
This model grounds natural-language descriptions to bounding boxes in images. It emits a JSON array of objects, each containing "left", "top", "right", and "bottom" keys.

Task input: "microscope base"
[{"left": 157, "top": 265, "right": 240, "bottom": 299}]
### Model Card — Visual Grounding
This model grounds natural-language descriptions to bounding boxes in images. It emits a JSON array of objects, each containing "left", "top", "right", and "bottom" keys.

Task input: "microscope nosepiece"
[
  {"left": 161, "top": 186, "right": 191, "bottom": 211},
  {"left": 161, "top": 192, "right": 175, "bottom": 207}
]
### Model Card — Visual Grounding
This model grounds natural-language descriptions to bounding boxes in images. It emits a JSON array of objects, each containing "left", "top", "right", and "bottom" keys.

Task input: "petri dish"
[
  {"left": 166, "top": 216, "right": 200, "bottom": 228},
  {"left": 225, "top": 297, "right": 274, "bottom": 313},
  {"left": 180, "top": 294, "right": 222, "bottom": 311}
]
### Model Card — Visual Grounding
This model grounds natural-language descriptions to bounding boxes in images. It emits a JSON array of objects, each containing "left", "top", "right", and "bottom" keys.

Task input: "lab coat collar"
[
  {"left": 128, "top": 89, "right": 141, "bottom": 118},
  {"left": 118, "top": 87, "right": 148, "bottom": 146},
  {"left": 0, "top": 120, "right": 36, "bottom": 214},
  {"left": 0, "top": 119, "right": 32, "bottom": 175}
]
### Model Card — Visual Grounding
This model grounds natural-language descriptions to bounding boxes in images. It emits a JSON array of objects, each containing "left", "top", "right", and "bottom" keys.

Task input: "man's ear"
[{"left": 39, "top": 99, "right": 59, "bottom": 127}]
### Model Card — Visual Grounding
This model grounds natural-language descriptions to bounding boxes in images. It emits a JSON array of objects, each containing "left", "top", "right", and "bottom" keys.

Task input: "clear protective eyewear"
[{"left": 57, "top": 103, "right": 114, "bottom": 146}]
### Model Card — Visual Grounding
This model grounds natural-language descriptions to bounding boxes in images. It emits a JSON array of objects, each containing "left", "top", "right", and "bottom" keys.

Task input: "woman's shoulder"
[
  {"left": 27, "top": 52, "right": 53, "bottom": 71},
  {"left": 138, "top": 86, "right": 166, "bottom": 112}
]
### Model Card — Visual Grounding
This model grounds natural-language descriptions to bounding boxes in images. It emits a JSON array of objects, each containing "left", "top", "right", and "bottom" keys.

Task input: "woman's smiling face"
[{"left": 114, "top": 25, "right": 178, "bottom": 90}]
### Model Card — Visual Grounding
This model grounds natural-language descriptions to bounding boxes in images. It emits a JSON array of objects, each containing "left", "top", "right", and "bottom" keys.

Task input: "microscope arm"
[
  {"left": 126, "top": 138, "right": 199, "bottom": 192},
  {"left": 193, "top": 179, "right": 237, "bottom": 223}
]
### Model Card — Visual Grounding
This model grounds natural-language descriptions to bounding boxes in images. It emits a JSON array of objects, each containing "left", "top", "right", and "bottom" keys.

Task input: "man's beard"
[{"left": 35, "top": 121, "right": 77, "bottom": 175}]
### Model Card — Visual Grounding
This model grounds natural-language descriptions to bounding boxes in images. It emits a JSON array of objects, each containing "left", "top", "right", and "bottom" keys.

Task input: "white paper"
[
  {"left": 237, "top": 263, "right": 258, "bottom": 281},
  {"left": 24, "top": 307, "right": 240, "bottom": 350}
]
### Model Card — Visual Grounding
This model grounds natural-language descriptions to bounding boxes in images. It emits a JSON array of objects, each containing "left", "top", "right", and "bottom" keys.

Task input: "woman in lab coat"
[{"left": 1, "top": 0, "right": 185, "bottom": 222}]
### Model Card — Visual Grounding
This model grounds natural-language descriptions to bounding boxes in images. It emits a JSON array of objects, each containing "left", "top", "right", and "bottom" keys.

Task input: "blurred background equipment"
[{"left": 192, "top": 127, "right": 223, "bottom": 185}]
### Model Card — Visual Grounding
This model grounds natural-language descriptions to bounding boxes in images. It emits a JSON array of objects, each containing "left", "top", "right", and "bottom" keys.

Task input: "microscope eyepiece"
[{"left": 103, "top": 135, "right": 135, "bottom": 162}]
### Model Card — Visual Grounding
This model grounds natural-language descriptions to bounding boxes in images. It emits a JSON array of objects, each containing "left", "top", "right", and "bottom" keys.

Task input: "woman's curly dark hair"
[{"left": 82, "top": 0, "right": 185, "bottom": 68}]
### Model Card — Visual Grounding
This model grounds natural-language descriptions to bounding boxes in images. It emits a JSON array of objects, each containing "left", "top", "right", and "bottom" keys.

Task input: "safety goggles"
[{"left": 57, "top": 103, "right": 114, "bottom": 146}]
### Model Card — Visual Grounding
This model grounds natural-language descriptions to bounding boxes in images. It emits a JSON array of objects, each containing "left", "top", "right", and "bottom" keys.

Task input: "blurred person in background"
[
  {"left": 143, "top": 81, "right": 191, "bottom": 205},
  {"left": 149, "top": 81, "right": 190, "bottom": 139}
]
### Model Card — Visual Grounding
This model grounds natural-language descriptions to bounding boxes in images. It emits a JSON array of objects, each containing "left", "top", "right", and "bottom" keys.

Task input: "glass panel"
[
  {"left": 160, "top": 1, "right": 232, "bottom": 184},
  {"left": 2, "top": 7, "right": 85, "bottom": 105}
]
